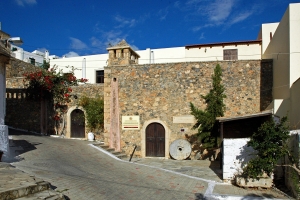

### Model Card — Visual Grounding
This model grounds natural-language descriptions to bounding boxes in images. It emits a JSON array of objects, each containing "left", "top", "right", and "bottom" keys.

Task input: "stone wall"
[
  {"left": 61, "top": 84, "right": 104, "bottom": 139},
  {"left": 5, "top": 58, "right": 105, "bottom": 136},
  {"left": 5, "top": 59, "right": 49, "bottom": 133},
  {"left": 104, "top": 60, "right": 273, "bottom": 157},
  {"left": 6, "top": 57, "right": 41, "bottom": 78},
  {"left": 5, "top": 83, "right": 104, "bottom": 136}
]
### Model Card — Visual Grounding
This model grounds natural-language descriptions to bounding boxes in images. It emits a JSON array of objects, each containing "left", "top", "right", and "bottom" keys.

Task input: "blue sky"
[{"left": 0, "top": 0, "right": 298, "bottom": 57}]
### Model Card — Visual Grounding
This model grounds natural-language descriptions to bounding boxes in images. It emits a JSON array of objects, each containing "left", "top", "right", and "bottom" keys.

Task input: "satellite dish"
[{"left": 169, "top": 139, "right": 192, "bottom": 160}]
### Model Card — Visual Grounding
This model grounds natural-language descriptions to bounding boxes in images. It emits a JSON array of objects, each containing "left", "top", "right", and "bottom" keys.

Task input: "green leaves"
[
  {"left": 190, "top": 64, "right": 226, "bottom": 149},
  {"left": 79, "top": 96, "right": 104, "bottom": 132},
  {"left": 243, "top": 116, "right": 291, "bottom": 178}
]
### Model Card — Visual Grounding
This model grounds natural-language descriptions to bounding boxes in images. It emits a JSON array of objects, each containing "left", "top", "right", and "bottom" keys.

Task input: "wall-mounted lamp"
[
  {"left": 1, "top": 37, "right": 23, "bottom": 48},
  {"left": 204, "top": 48, "right": 207, "bottom": 53}
]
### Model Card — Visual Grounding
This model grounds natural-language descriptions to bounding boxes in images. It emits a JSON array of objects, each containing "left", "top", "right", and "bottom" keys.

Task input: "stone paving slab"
[{"left": 0, "top": 162, "right": 64, "bottom": 200}]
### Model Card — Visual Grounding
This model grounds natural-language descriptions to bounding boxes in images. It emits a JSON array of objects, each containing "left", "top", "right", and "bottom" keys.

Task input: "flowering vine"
[{"left": 23, "top": 66, "right": 88, "bottom": 122}]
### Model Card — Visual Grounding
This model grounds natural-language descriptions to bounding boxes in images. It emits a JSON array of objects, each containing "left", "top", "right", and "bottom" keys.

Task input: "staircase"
[
  {"left": 93, "top": 144, "right": 127, "bottom": 159},
  {"left": 0, "top": 163, "right": 65, "bottom": 200}
]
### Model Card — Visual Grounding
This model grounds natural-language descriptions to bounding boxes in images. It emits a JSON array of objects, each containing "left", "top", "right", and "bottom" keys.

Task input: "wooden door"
[
  {"left": 146, "top": 123, "right": 165, "bottom": 157},
  {"left": 71, "top": 109, "right": 85, "bottom": 138}
]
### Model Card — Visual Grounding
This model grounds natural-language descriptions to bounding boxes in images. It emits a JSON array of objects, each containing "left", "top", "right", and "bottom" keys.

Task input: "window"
[
  {"left": 96, "top": 70, "right": 104, "bottom": 83},
  {"left": 29, "top": 57, "right": 35, "bottom": 65},
  {"left": 223, "top": 49, "right": 238, "bottom": 60}
]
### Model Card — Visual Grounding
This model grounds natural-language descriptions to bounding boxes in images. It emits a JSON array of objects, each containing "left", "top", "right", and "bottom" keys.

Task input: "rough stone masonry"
[{"left": 104, "top": 60, "right": 273, "bottom": 157}]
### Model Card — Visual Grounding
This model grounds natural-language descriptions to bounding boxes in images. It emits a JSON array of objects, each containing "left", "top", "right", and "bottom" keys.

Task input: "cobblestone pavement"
[{"left": 5, "top": 134, "right": 292, "bottom": 200}]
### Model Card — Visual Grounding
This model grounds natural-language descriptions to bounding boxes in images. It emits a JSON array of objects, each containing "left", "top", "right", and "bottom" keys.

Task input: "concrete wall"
[
  {"left": 257, "top": 23, "right": 279, "bottom": 55},
  {"left": 289, "top": 4, "right": 300, "bottom": 87},
  {"left": 222, "top": 138, "right": 255, "bottom": 180},
  {"left": 262, "top": 3, "right": 300, "bottom": 123},
  {"left": 104, "top": 60, "right": 272, "bottom": 157},
  {"left": 290, "top": 79, "right": 300, "bottom": 129},
  {"left": 137, "top": 47, "right": 185, "bottom": 64},
  {"left": 263, "top": 6, "right": 290, "bottom": 100}
]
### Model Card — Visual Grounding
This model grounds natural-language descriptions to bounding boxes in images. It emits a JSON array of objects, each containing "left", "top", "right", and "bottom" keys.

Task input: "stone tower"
[{"left": 106, "top": 39, "right": 140, "bottom": 66}]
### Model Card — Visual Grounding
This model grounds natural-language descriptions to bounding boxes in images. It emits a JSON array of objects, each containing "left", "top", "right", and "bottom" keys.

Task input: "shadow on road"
[
  {"left": 209, "top": 160, "right": 223, "bottom": 180},
  {"left": 2, "top": 128, "right": 43, "bottom": 163}
]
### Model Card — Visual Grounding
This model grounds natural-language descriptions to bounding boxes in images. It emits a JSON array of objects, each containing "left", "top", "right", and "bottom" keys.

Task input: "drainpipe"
[
  {"left": 146, "top": 48, "right": 151, "bottom": 64},
  {"left": 82, "top": 58, "right": 86, "bottom": 78}
]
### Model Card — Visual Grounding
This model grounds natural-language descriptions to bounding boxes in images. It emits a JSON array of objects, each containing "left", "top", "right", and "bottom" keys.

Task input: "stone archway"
[
  {"left": 145, "top": 123, "right": 165, "bottom": 157},
  {"left": 66, "top": 106, "right": 86, "bottom": 138},
  {"left": 141, "top": 119, "right": 170, "bottom": 158},
  {"left": 70, "top": 109, "right": 85, "bottom": 138}
]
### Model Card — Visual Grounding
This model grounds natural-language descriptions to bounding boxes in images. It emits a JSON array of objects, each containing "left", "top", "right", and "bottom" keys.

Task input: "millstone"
[{"left": 169, "top": 139, "right": 191, "bottom": 160}]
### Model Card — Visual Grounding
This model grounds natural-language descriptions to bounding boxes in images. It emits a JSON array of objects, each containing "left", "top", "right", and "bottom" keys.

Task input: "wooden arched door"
[
  {"left": 71, "top": 109, "right": 85, "bottom": 138},
  {"left": 146, "top": 123, "right": 165, "bottom": 157}
]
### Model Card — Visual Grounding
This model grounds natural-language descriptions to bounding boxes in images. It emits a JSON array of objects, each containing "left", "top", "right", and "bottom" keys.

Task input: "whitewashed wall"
[
  {"left": 223, "top": 138, "right": 256, "bottom": 180},
  {"left": 185, "top": 44, "right": 261, "bottom": 62},
  {"left": 11, "top": 45, "right": 44, "bottom": 66},
  {"left": 50, "top": 54, "right": 107, "bottom": 84}
]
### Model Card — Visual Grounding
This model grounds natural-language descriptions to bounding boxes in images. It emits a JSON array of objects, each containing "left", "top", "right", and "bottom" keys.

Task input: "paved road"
[
  {"left": 9, "top": 135, "right": 209, "bottom": 200},
  {"left": 6, "top": 134, "right": 291, "bottom": 200}
]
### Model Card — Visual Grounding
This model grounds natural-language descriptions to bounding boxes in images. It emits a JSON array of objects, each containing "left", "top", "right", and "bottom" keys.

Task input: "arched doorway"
[
  {"left": 70, "top": 109, "right": 85, "bottom": 138},
  {"left": 146, "top": 123, "right": 165, "bottom": 157}
]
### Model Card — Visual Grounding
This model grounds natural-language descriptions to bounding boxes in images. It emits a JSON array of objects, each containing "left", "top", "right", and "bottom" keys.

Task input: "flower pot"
[
  {"left": 235, "top": 175, "right": 273, "bottom": 188},
  {"left": 87, "top": 132, "right": 94, "bottom": 141}
]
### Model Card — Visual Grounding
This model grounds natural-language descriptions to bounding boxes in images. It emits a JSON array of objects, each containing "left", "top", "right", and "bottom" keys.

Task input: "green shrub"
[
  {"left": 79, "top": 96, "right": 104, "bottom": 132},
  {"left": 190, "top": 64, "right": 226, "bottom": 149},
  {"left": 243, "top": 116, "right": 292, "bottom": 178}
]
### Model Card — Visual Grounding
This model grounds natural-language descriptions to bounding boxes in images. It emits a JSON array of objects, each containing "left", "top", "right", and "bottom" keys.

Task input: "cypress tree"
[{"left": 190, "top": 64, "right": 226, "bottom": 148}]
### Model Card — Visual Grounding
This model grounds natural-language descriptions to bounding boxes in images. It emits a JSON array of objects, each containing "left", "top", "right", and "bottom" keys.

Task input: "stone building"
[{"left": 103, "top": 40, "right": 272, "bottom": 158}]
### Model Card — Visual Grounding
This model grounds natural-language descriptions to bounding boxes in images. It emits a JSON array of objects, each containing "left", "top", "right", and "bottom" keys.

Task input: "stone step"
[
  {"left": 100, "top": 145, "right": 109, "bottom": 149},
  {"left": 93, "top": 144, "right": 109, "bottom": 149},
  {"left": 92, "top": 144, "right": 127, "bottom": 159},
  {"left": 115, "top": 154, "right": 127, "bottom": 159},
  {"left": 106, "top": 148, "right": 115, "bottom": 152},
  {"left": 15, "top": 189, "right": 65, "bottom": 200},
  {"left": 0, "top": 181, "right": 50, "bottom": 200},
  {"left": 111, "top": 151, "right": 122, "bottom": 155}
]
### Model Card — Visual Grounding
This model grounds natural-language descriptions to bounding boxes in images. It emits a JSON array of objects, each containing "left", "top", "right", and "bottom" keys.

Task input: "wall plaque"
[
  {"left": 173, "top": 115, "right": 195, "bottom": 124},
  {"left": 122, "top": 116, "right": 140, "bottom": 130}
]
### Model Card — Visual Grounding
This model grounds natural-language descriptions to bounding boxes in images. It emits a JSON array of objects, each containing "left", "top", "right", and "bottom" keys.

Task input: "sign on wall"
[
  {"left": 173, "top": 115, "right": 195, "bottom": 124},
  {"left": 122, "top": 116, "right": 140, "bottom": 130}
]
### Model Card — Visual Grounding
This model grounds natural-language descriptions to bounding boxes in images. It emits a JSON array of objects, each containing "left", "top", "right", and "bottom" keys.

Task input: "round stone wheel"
[{"left": 169, "top": 139, "right": 192, "bottom": 160}]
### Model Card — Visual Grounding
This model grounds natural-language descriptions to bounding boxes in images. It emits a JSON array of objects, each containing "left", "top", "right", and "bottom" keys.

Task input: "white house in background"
[
  {"left": 10, "top": 44, "right": 48, "bottom": 67},
  {"left": 50, "top": 41, "right": 261, "bottom": 84}
]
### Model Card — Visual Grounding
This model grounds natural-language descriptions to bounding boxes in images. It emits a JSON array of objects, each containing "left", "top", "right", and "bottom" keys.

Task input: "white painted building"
[
  {"left": 50, "top": 41, "right": 262, "bottom": 84},
  {"left": 11, "top": 44, "right": 46, "bottom": 67},
  {"left": 259, "top": 3, "right": 300, "bottom": 128}
]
